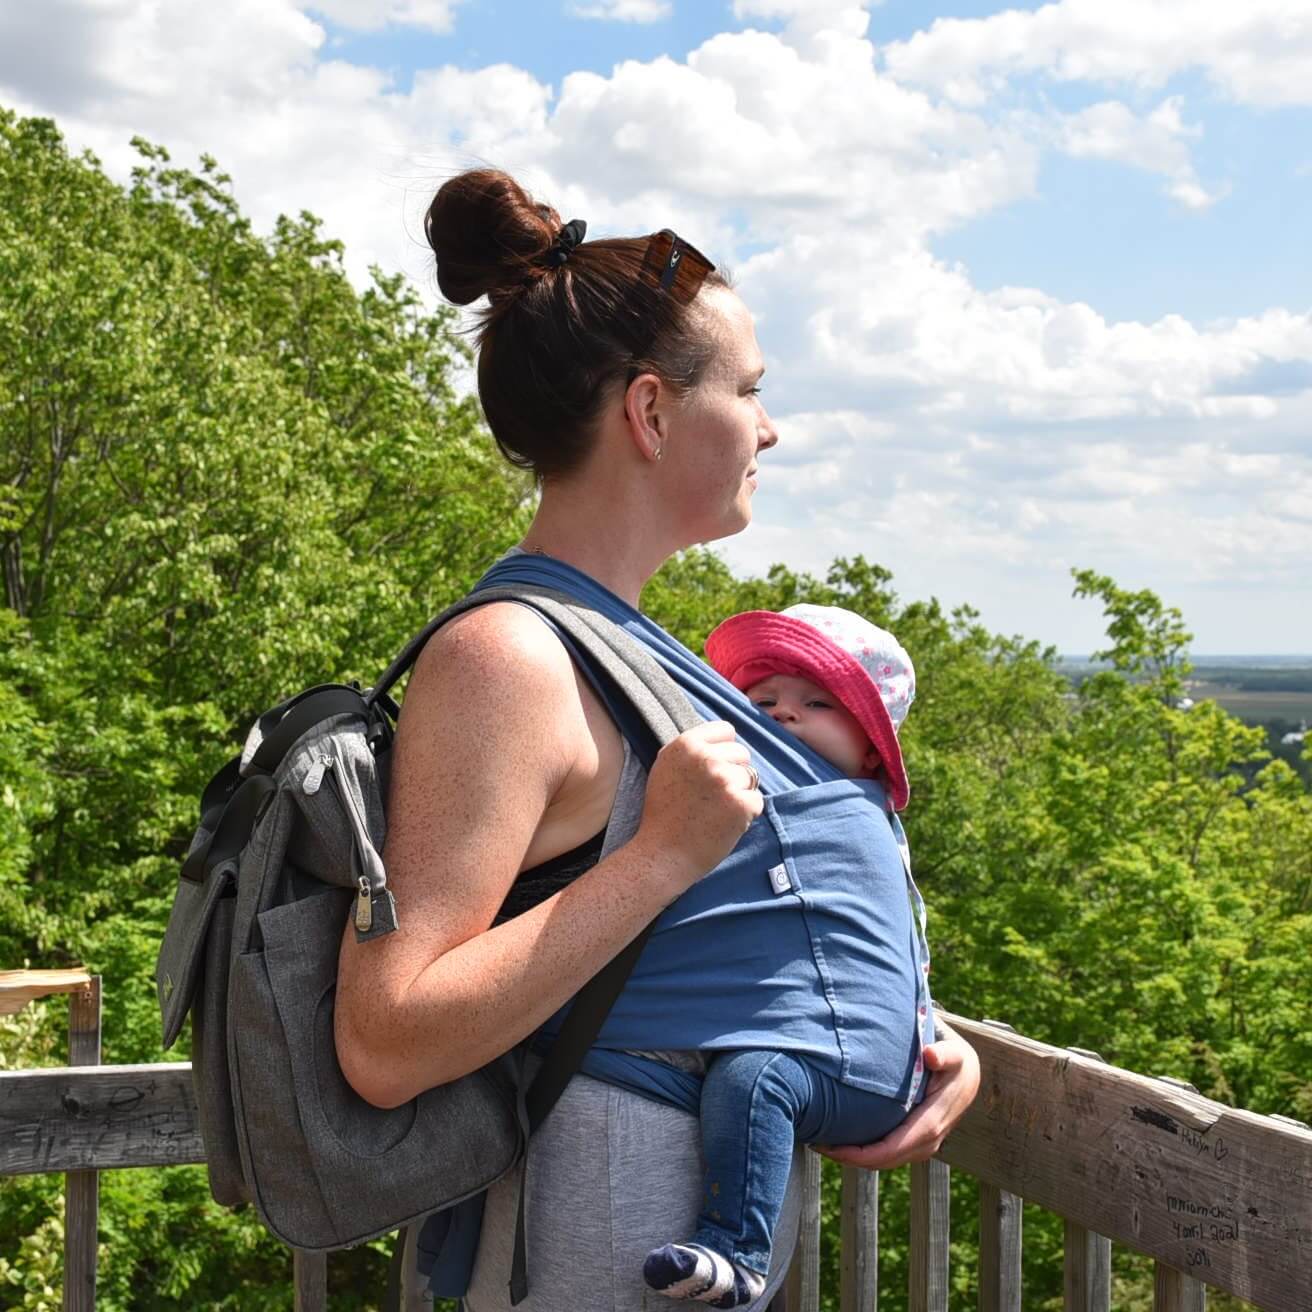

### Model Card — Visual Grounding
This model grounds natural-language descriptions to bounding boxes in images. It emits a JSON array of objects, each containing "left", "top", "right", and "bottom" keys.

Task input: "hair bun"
[{"left": 425, "top": 169, "right": 560, "bottom": 305}]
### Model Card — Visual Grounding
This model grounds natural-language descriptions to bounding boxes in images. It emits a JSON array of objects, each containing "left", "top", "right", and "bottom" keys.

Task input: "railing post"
[
  {"left": 840, "top": 1166, "right": 878, "bottom": 1311},
  {"left": 910, "top": 1158, "right": 950, "bottom": 1312},
  {"left": 1063, "top": 1220, "right": 1110, "bottom": 1312},
  {"left": 63, "top": 975, "right": 101, "bottom": 1312},
  {"left": 293, "top": 1250, "right": 327, "bottom": 1311},
  {"left": 400, "top": 1225, "right": 432, "bottom": 1310},
  {"left": 978, "top": 1181, "right": 1021, "bottom": 1312},
  {"left": 782, "top": 1149, "right": 823, "bottom": 1312},
  {"left": 1153, "top": 1263, "right": 1206, "bottom": 1312}
]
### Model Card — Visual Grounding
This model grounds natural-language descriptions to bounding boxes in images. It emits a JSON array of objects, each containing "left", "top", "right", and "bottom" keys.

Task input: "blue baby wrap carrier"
[
  {"left": 419, "top": 554, "right": 934, "bottom": 1295},
  {"left": 476, "top": 552, "right": 934, "bottom": 1101}
]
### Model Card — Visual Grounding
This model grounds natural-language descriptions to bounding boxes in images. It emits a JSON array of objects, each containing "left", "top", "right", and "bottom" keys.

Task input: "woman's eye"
[{"left": 747, "top": 386, "right": 763, "bottom": 397}]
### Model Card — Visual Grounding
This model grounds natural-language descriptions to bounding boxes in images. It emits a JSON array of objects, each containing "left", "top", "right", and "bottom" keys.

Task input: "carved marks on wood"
[
  {"left": 936, "top": 1012, "right": 1312, "bottom": 1312},
  {"left": 0, "top": 1064, "right": 204, "bottom": 1175}
]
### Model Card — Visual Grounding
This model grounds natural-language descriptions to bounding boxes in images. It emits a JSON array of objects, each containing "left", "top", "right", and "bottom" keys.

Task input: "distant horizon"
[{"left": 1060, "top": 653, "right": 1312, "bottom": 664}]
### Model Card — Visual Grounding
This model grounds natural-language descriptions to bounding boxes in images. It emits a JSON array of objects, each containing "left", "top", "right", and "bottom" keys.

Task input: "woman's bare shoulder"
[
  {"left": 409, "top": 599, "right": 579, "bottom": 714},
  {"left": 388, "top": 600, "right": 591, "bottom": 840}
]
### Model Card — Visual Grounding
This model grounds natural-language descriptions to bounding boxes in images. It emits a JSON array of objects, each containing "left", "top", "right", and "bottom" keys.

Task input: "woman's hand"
[
  {"left": 816, "top": 1031, "right": 980, "bottom": 1169},
  {"left": 633, "top": 720, "right": 763, "bottom": 899}
]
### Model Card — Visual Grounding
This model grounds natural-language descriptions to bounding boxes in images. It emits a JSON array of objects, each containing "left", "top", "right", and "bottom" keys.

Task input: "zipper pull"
[
  {"left": 303, "top": 756, "right": 333, "bottom": 796},
  {"left": 355, "top": 876, "right": 373, "bottom": 933}
]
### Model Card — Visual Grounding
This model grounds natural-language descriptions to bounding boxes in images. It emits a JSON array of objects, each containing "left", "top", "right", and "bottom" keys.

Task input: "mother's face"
[{"left": 664, "top": 286, "right": 779, "bottom": 545}]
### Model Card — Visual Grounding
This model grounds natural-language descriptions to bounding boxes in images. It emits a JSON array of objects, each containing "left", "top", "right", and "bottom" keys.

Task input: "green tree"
[{"left": 0, "top": 108, "right": 528, "bottom": 1308}]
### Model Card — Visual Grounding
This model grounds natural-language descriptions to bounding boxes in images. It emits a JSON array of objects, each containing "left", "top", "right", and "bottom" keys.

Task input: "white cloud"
[
  {"left": 1054, "top": 96, "right": 1226, "bottom": 209},
  {"left": 882, "top": 0, "right": 1312, "bottom": 109},
  {"left": 2, "top": 0, "right": 1309, "bottom": 649},
  {"left": 546, "top": 30, "right": 1037, "bottom": 238},
  {"left": 568, "top": 0, "right": 672, "bottom": 22},
  {"left": 298, "top": 0, "right": 464, "bottom": 33},
  {"left": 733, "top": 0, "right": 873, "bottom": 36}
]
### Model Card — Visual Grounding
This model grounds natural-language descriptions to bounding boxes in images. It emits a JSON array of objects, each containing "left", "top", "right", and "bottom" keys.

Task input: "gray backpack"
[{"left": 156, "top": 583, "right": 698, "bottom": 1294}]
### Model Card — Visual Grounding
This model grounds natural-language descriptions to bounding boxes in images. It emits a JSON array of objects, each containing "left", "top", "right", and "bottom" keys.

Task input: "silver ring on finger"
[{"left": 744, "top": 764, "right": 759, "bottom": 792}]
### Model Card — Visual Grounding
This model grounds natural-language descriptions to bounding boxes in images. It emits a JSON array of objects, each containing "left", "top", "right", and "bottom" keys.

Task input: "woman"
[{"left": 334, "top": 168, "right": 980, "bottom": 1310}]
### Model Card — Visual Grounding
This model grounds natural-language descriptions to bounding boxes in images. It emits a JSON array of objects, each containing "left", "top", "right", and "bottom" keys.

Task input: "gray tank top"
[{"left": 462, "top": 743, "right": 803, "bottom": 1311}]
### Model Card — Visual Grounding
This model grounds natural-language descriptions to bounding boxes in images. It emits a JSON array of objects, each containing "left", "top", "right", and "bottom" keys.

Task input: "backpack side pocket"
[
  {"left": 157, "top": 862, "right": 236, "bottom": 1050},
  {"left": 158, "top": 771, "right": 276, "bottom": 1047},
  {"left": 190, "top": 891, "right": 247, "bottom": 1206}
]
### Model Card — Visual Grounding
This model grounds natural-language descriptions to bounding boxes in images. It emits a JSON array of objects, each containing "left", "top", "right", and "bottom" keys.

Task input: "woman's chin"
[{"left": 700, "top": 510, "right": 753, "bottom": 545}]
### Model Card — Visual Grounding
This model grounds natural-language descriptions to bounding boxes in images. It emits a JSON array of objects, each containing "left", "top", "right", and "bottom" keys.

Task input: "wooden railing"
[{"left": 2, "top": 992, "right": 1310, "bottom": 1311}]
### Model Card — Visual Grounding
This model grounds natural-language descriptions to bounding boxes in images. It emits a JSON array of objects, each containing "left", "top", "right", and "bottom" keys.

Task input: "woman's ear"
[{"left": 622, "top": 371, "right": 668, "bottom": 464}]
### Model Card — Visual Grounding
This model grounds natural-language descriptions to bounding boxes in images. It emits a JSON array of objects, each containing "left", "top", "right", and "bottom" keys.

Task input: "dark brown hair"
[{"left": 424, "top": 169, "right": 729, "bottom": 478}]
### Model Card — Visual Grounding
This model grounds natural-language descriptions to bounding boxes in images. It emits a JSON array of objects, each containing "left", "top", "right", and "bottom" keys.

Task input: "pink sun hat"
[{"left": 705, "top": 603, "right": 916, "bottom": 810}]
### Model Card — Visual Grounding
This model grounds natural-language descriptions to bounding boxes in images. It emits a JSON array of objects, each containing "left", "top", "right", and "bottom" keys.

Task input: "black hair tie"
[{"left": 546, "top": 218, "right": 587, "bottom": 267}]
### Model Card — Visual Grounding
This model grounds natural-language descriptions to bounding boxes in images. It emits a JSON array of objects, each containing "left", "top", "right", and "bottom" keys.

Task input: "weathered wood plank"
[
  {"left": 1153, "top": 1262, "right": 1206, "bottom": 1311},
  {"left": 784, "top": 1150, "right": 822, "bottom": 1312},
  {"left": 1063, "top": 1221, "right": 1110, "bottom": 1311},
  {"left": 910, "top": 1157, "right": 950, "bottom": 1312},
  {"left": 935, "top": 1012, "right": 1312, "bottom": 1312},
  {"left": 63, "top": 978, "right": 101, "bottom": 1312},
  {"left": 0, "top": 968, "right": 92, "bottom": 1016},
  {"left": 0, "top": 1064, "right": 203, "bottom": 1176},
  {"left": 293, "top": 1250, "right": 327, "bottom": 1312},
  {"left": 840, "top": 1166, "right": 877, "bottom": 1312},
  {"left": 978, "top": 1180, "right": 1021, "bottom": 1312}
]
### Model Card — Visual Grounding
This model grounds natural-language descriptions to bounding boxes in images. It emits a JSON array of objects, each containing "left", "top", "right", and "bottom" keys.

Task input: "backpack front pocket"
[{"left": 234, "top": 884, "right": 524, "bottom": 1251}]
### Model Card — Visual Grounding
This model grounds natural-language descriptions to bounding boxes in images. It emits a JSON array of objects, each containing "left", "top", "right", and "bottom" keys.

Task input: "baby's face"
[{"left": 745, "top": 673, "right": 879, "bottom": 778}]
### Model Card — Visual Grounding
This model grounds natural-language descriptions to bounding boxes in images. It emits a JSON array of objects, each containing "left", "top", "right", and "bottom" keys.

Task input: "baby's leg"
[{"left": 644, "top": 1049, "right": 815, "bottom": 1308}]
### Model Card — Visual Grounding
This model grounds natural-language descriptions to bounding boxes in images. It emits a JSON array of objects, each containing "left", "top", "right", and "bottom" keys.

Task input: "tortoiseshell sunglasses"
[{"left": 638, "top": 228, "right": 716, "bottom": 306}]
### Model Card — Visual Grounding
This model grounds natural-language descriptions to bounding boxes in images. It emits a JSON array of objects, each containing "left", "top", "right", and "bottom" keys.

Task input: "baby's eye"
[
  {"left": 806, "top": 699, "right": 834, "bottom": 710},
  {"left": 752, "top": 697, "right": 777, "bottom": 709}
]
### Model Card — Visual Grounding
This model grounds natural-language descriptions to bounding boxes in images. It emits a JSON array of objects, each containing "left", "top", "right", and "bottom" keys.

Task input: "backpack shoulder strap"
[
  {"left": 377, "top": 585, "right": 703, "bottom": 1306},
  {"left": 367, "top": 584, "right": 701, "bottom": 746}
]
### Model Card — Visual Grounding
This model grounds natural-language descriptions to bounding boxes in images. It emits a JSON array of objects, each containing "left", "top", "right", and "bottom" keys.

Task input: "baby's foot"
[{"left": 642, "top": 1242, "right": 766, "bottom": 1308}]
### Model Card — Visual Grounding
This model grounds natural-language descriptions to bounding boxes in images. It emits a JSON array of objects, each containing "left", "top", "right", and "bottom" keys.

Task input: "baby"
[{"left": 642, "top": 603, "right": 930, "bottom": 1309}]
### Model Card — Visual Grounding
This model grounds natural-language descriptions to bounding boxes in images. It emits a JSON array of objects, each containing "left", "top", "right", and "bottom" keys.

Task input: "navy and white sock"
[{"left": 642, "top": 1242, "right": 766, "bottom": 1308}]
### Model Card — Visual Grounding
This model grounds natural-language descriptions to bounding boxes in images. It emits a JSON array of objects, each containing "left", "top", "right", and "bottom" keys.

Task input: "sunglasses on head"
[{"left": 638, "top": 229, "right": 716, "bottom": 306}]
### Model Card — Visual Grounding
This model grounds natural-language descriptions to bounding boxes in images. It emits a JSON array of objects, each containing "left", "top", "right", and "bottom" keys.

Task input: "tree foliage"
[{"left": 2, "top": 108, "right": 1308, "bottom": 1310}]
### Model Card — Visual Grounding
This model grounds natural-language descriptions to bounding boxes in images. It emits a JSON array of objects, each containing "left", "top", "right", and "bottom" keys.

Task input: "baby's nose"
[{"left": 771, "top": 705, "right": 797, "bottom": 723}]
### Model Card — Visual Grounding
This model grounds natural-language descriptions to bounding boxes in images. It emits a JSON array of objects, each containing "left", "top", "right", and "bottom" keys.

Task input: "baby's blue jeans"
[{"left": 694, "top": 1049, "right": 919, "bottom": 1275}]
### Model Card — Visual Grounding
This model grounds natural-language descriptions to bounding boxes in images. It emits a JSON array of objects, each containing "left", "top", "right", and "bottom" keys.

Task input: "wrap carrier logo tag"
[{"left": 768, "top": 863, "right": 793, "bottom": 895}]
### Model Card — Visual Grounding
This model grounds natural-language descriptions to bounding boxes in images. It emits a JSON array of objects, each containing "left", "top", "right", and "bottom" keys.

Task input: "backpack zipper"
[
  {"left": 354, "top": 876, "right": 373, "bottom": 933},
  {"left": 303, "top": 755, "right": 332, "bottom": 795},
  {"left": 302, "top": 754, "right": 386, "bottom": 932}
]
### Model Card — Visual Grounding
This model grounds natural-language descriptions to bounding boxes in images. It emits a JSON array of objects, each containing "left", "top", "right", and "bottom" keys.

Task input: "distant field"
[
  {"left": 1191, "top": 685, "right": 1312, "bottom": 724},
  {"left": 1059, "top": 661, "right": 1312, "bottom": 727}
]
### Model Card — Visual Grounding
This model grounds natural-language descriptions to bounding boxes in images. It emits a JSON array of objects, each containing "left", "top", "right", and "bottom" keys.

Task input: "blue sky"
[
  {"left": 936, "top": 82, "right": 1312, "bottom": 326},
  {"left": 2, "top": 0, "right": 1309, "bottom": 652}
]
